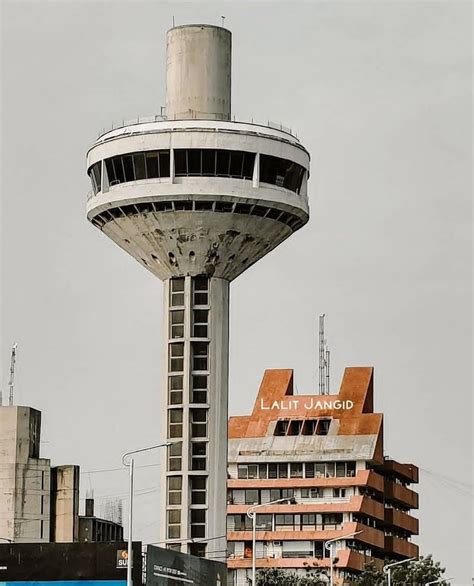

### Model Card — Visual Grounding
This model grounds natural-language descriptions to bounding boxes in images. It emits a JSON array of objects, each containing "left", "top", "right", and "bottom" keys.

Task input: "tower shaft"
[{"left": 162, "top": 276, "right": 229, "bottom": 557}]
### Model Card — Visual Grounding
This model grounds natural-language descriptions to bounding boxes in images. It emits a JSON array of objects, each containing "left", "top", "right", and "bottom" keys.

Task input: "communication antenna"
[
  {"left": 318, "top": 316, "right": 330, "bottom": 395},
  {"left": 221, "top": 15, "right": 226, "bottom": 27},
  {"left": 8, "top": 343, "right": 18, "bottom": 406}
]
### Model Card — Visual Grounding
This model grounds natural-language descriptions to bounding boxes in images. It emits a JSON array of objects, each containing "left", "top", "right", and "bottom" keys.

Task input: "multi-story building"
[
  {"left": 0, "top": 405, "right": 123, "bottom": 544},
  {"left": 227, "top": 367, "right": 419, "bottom": 585}
]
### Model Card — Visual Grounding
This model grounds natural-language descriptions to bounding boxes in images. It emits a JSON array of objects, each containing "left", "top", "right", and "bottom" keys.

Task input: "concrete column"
[{"left": 161, "top": 276, "right": 229, "bottom": 559}]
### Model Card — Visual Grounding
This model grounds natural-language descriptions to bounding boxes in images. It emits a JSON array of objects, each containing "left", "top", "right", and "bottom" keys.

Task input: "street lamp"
[
  {"left": 247, "top": 496, "right": 296, "bottom": 585},
  {"left": 324, "top": 530, "right": 363, "bottom": 586},
  {"left": 121, "top": 441, "right": 181, "bottom": 586},
  {"left": 383, "top": 557, "right": 417, "bottom": 586},
  {"left": 425, "top": 578, "right": 452, "bottom": 585}
]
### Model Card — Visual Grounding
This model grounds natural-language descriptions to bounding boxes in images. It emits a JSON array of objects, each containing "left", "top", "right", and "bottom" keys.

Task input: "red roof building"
[{"left": 227, "top": 367, "right": 419, "bottom": 585}]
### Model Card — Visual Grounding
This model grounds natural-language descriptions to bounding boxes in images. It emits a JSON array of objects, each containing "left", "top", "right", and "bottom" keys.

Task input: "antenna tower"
[
  {"left": 8, "top": 343, "right": 18, "bottom": 406},
  {"left": 318, "top": 315, "right": 330, "bottom": 395}
]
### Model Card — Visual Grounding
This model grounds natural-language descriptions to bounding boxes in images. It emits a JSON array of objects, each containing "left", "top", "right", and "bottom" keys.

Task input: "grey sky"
[{"left": 1, "top": 0, "right": 472, "bottom": 582}]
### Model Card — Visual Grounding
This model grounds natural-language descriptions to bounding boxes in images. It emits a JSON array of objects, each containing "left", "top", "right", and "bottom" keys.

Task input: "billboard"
[
  {"left": 0, "top": 542, "right": 141, "bottom": 583},
  {"left": 146, "top": 546, "right": 227, "bottom": 586}
]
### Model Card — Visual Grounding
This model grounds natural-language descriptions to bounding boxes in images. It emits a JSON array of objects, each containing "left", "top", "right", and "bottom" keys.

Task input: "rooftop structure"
[
  {"left": 227, "top": 367, "right": 419, "bottom": 585},
  {"left": 86, "top": 24, "right": 310, "bottom": 558}
]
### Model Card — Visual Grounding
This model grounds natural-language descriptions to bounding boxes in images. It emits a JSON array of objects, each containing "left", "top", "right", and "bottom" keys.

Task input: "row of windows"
[
  {"left": 91, "top": 200, "right": 305, "bottom": 234},
  {"left": 170, "top": 308, "right": 209, "bottom": 339},
  {"left": 167, "top": 476, "right": 207, "bottom": 508},
  {"left": 169, "top": 341, "right": 209, "bottom": 373},
  {"left": 168, "top": 373, "right": 209, "bottom": 406},
  {"left": 175, "top": 149, "right": 255, "bottom": 180},
  {"left": 227, "top": 513, "right": 344, "bottom": 532},
  {"left": 168, "top": 408, "right": 208, "bottom": 439},
  {"left": 170, "top": 277, "right": 209, "bottom": 307},
  {"left": 274, "top": 417, "right": 332, "bottom": 436},
  {"left": 167, "top": 505, "right": 207, "bottom": 539},
  {"left": 228, "top": 487, "right": 348, "bottom": 505},
  {"left": 88, "top": 149, "right": 306, "bottom": 195},
  {"left": 236, "top": 461, "right": 357, "bottom": 480},
  {"left": 168, "top": 440, "right": 207, "bottom": 472}
]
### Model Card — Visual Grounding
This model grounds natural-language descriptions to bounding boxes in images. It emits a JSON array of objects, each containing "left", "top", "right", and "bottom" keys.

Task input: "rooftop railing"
[{"left": 96, "top": 114, "right": 298, "bottom": 141}]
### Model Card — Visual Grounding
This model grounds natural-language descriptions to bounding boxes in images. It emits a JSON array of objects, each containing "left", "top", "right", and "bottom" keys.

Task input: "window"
[
  {"left": 260, "top": 154, "right": 305, "bottom": 194},
  {"left": 288, "top": 420, "right": 303, "bottom": 435},
  {"left": 190, "top": 476, "right": 206, "bottom": 505},
  {"left": 192, "top": 309, "right": 208, "bottom": 338},
  {"left": 333, "top": 488, "right": 346, "bottom": 499},
  {"left": 336, "top": 462, "right": 346, "bottom": 477},
  {"left": 315, "top": 463, "right": 326, "bottom": 478},
  {"left": 245, "top": 490, "right": 259, "bottom": 505},
  {"left": 256, "top": 514, "right": 272, "bottom": 530},
  {"left": 274, "top": 420, "right": 289, "bottom": 436},
  {"left": 347, "top": 462, "right": 356, "bottom": 477},
  {"left": 268, "top": 464, "right": 278, "bottom": 479},
  {"left": 191, "top": 408, "right": 207, "bottom": 438},
  {"left": 302, "top": 420, "right": 317, "bottom": 435},
  {"left": 170, "top": 278, "right": 184, "bottom": 307},
  {"left": 167, "top": 509, "right": 181, "bottom": 539},
  {"left": 317, "top": 418, "right": 331, "bottom": 436},
  {"left": 168, "top": 409, "right": 183, "bottom": 439},
  {"left": 237, "top": 464, "right": 258, "bottom": 480},
  {"left": 168, "top": 441, "right": 182, "bottom": 472},
  {"left": 192, "top": 342, "right": 209, "bottom": 371},
  {"left": 170, "top": 310, "right": 184, "bottom": 339},
  {"left": 258, "top": 464, "right": 268, "bottom": 479},
  {"left": 275, "top": 515, "right": 298, "bottom": 531},
  {"left": 301, "top": 488, "right": 321, "bottom": 499},
  {"left": 278, "top": 464, "right": 288, "bottom": 479},
  {"left": 191, "top": 442, "right": 207, "bottom": 471},
  {"left": 174, "top": 149, "right": 255, "bottom": 180},
  {"left": 193, "top": 276, "right": 209, "bottom": 306},
  {"left": 189, "top": 543, "right": 206, "bottom": 557},
  {"left": 191, "top": 375, "right": 208, "bottom": 404},
  {"left": 105, "top": 150, "right": 171, "bottom": 185},
  {"left": 290, "top": 463, "right": 303, "bottom": 478},
  {"left": 167, "top": 476, "right": 182, "bottom": 505},
  {"left": 88, "top": 162, "right": 102, "bottom": 194},
  {"left": 190, "top": 509, "right": 206, "bottom": 538},
  {"left": 169, "top": 343, "right": 184, "bottom": 372},
  {"left": 168, "top": 375, "right": 183, "bottom": 405},
  {"left": 305, "top": 463, "right": 314, "bottom": 478}
]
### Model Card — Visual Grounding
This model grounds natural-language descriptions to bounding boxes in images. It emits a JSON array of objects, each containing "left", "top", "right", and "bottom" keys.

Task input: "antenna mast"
[
  {"left": 318, "top": 316, "right": 330, "bottom": 395},
  {"left": 8, "top": 343, "right": 18, "bottom": 406}
]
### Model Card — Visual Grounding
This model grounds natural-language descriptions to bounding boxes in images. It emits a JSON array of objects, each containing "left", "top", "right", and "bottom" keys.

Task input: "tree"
[
  {"left": 353, "top": 555, "right": 449, "bottom": 585},
  {"left": 256, "top": 568, "right": 329, "bottom": 586}
]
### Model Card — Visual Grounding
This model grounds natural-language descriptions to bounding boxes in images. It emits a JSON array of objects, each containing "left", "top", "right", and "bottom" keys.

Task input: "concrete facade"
[
  {"left": 50, "top": 465, "right": 80, "bottom": 542},
  {"left": 0, "top": 407, "right": 50, "bottom": 543},
  {"left": 227, "top": 368, "right": 419, "bottom": 585},
  {"left": 86, "top": 24, "right": 310, "bottom": 558}
]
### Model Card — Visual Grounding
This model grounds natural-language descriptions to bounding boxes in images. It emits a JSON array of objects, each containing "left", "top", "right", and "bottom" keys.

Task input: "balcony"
[
  {"left": 385, "top": 508, "right": 419, "bottom": 535},
  {"left": 385, "top": 535, "right": 419, "bottom": 558},
  {"left": 228, "top": 522, "right": 385, "bottom": 550},
  {"left": 382, "top": 460, "right": 419, "bottom": 484},
  {"left": 227, "top": 469, "right": 385, "bottom": 492},
  {"left": 227, "top": 495, "right": 385, "bottom": 522},
  {"left": 384, "top": 480, "right": 419, "bottom": 509}
]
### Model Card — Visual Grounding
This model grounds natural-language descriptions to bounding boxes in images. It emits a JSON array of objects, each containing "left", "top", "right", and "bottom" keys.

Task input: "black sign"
[
  {"left": 0, "top": 542, "right": 142, "bottom": 582},
  {"left": 146, "top": 546, "right": 226, "bottom": 586}
]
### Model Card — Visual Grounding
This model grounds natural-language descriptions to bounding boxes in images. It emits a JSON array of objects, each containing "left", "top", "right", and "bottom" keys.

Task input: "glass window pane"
[
  {"left": 159, "top": 150, "right": 170, "bottom": 177},
  {"left": 133, "top": 153, "right": 146, "bottom": 180},
  {"left": 216, "top": 150, "right": 230, "bottom": 176},
  {"left": 146, "top": 152, "right": 159, "bottom": 178},
  {"left": 175, "top": 150, "right": 187, "bottom": 176},
  {"left": 230, "top": 151, "right": 244, "bottom": 177},
  {"left": 112, "top": 157, "right": 125, "bottom": 184},
  {"left": 187, "top": 150, "right": 201, "bottom": 175},
  {"left": 242, "top": 153, "right": 255, "bottom": 179},
  {"left": 202, "top": 150, "right": 216, "bottom": 175},
  {"left": 123, "top": 155, "right": 135, "bottom": 182},
  {"left": 105, "top": 159, "right": 117, "bottom": 185}
]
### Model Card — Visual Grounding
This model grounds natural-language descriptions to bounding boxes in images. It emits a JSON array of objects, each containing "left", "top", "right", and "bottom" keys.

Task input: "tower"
[{"left": 86, "top": 24, "right": 310, "bottom": 558}]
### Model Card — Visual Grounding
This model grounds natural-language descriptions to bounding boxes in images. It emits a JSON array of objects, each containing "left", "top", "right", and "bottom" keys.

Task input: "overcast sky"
[{"left": 1, "top": 0, "right": 472, "bottom": 582}]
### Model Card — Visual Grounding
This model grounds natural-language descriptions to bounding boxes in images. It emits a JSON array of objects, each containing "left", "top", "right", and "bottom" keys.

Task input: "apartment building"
[{"left": 227, "top": 367, "right": 419, "bottom": 585}]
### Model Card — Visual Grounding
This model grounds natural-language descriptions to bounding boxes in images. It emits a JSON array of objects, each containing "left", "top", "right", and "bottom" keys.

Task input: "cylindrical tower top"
[{"left": 166, "top": 24, "right": 231, "bottom": 121}]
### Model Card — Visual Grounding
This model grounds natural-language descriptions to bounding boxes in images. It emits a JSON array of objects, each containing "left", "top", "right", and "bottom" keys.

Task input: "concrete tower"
[{"left": 86, "top": 24, "right": 310, "bottom": 559}]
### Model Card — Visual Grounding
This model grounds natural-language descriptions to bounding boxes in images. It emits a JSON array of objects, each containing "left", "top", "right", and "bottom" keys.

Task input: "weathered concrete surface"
[{"left": 166, "top": 25, "right": 231, "bottom": 121}]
